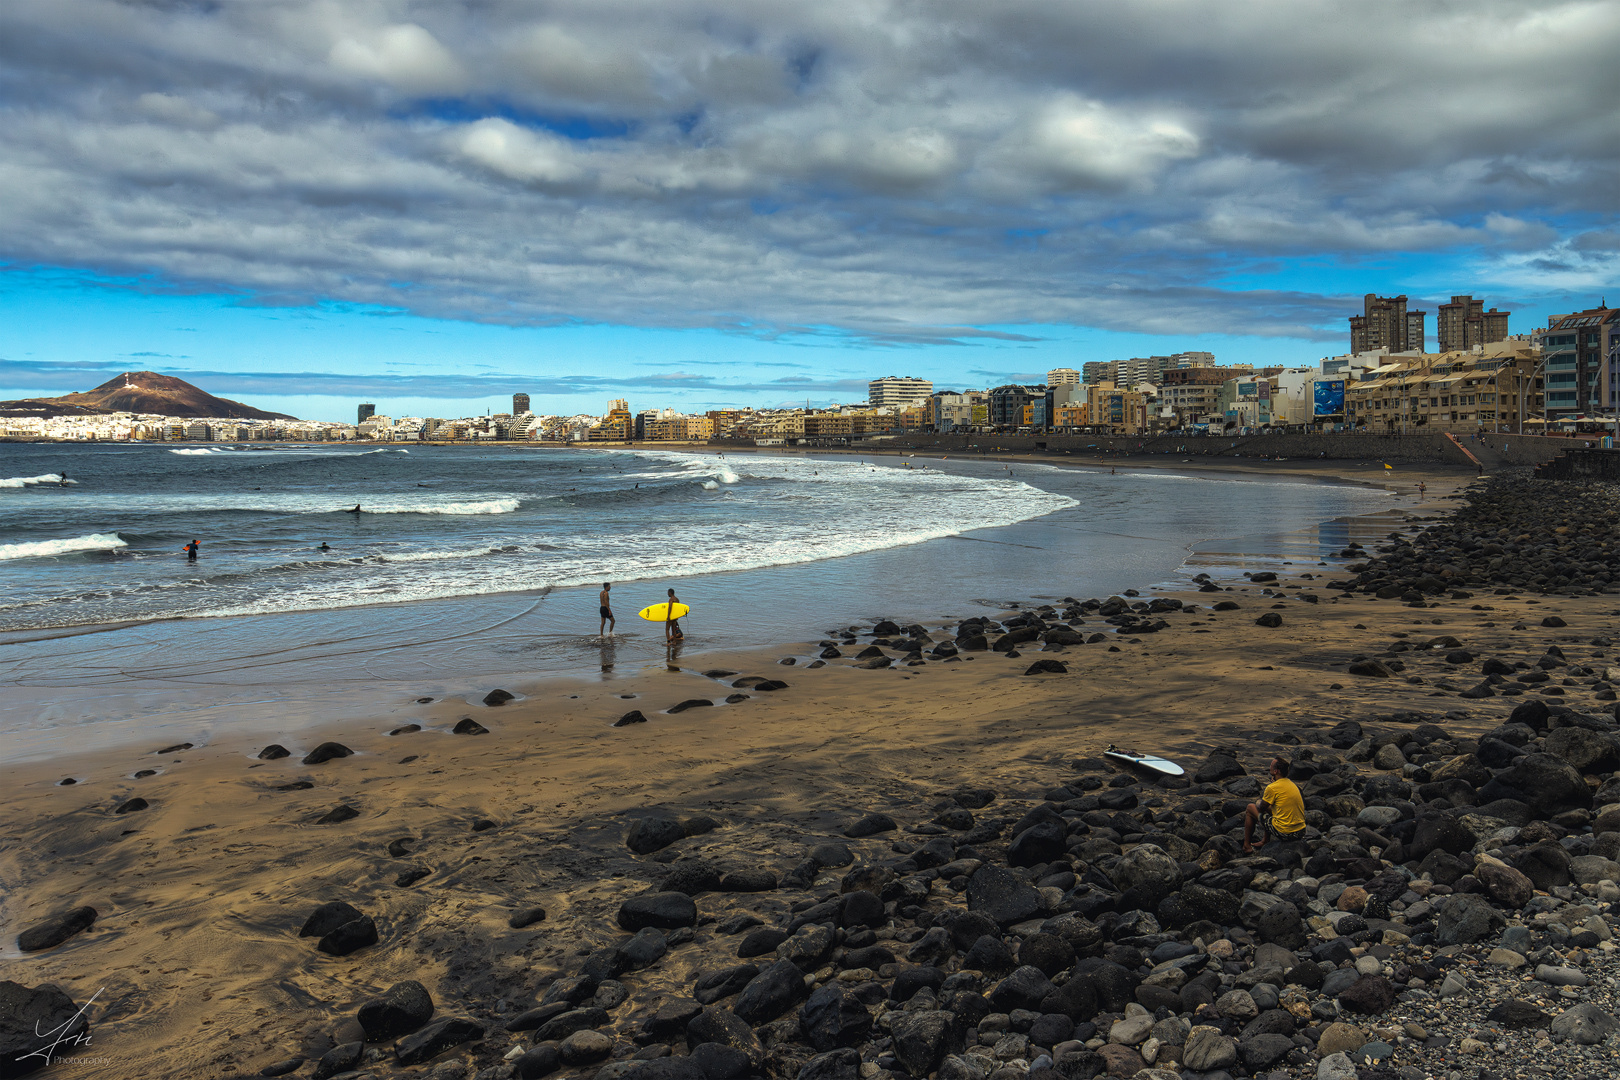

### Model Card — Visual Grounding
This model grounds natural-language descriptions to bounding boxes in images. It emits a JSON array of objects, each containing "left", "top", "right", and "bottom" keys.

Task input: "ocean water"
[{"left": 0, "top": 443, "right": 1399, "bottom": 759}]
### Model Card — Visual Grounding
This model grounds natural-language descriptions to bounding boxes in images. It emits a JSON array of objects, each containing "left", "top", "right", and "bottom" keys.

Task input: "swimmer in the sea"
[{"left": 345, "top": 505, "right": 361, "bottom": 513}]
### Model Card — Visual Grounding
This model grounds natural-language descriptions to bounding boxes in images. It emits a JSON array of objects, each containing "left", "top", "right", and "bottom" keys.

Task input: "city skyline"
[{"left": 1, "top": 2, "right": 1615, "bottom": 422}]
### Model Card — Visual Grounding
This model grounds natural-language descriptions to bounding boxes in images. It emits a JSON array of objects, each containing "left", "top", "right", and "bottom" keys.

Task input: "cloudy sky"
[{"left": 1, "top": 0, "right": 1616, "bottom": 421}]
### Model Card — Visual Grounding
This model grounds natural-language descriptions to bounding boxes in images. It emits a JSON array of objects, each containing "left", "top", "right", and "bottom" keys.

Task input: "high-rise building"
[
  {"left": 868, "top": 376, "right": 934, "bottom": 408},
  {"left": 357, "top": 403, "right": 376, "bottom": 424},
  {"left": 1046, "top": 368, "right": 1080, "bottom": 386},
  {"left": 1081, "top": 361, "right": 1113, "bottom": 385},
  {"left": 1349, "top": 294, "right": 1426, "bottom": 355},
  {"left": 513, "top": 393, "right": 531, "bottom": 415},
  {"left": 1435, "top": 296, "right": 1510, "bottom": 354}
]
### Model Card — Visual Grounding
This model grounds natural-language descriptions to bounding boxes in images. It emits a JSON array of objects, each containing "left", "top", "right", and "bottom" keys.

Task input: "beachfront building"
[
  {"left": 1540, "top": 305, "right": 1619, "bottom": 422},
  {"left": 1158, "top": 366, "right": 1249, "bottom": 426},
  {"left": 868, "top": 376, "right": 933, "bottom": 409},
  {"left": 931, "top": 390, "right": 987, "bottom": 431},
  {"left": 1080, "top": 353, "right": 1215, "bottom": 390},
  {"left": 988, "top": 384, "right": 1046, "bottom": 429},
  {"left": 1349, "top": 294, "right": 1426, "bottom": 355},
  {"left": 1343, "top": 341, "right": 1543, "bottom": 433},
  {"left": 1046, "top": 367, "right": 1080, "bottom": 386},
  {"left": 590, "top": 399, "right": 633, "bottom": 441},
  {"left": 1093, "top": 387, "right": 1150, "bottom": 434}
]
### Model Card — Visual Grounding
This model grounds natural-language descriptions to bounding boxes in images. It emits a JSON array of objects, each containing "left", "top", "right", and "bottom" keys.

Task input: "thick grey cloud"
[{"left": 0, "top": 0, "right": 1614, "bottom": 342}]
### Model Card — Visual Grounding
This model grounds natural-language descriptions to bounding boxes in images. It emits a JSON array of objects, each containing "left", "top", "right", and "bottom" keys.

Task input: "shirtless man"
[
  {"left": 665, "top": 587, "right": 682, "bottom": 641},
  {"left": 598, "top": 582, "right": 615, "bottom": 637}
]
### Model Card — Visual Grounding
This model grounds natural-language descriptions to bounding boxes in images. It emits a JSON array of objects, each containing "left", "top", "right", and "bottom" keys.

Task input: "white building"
[
  {"left": 868, "top": 376, "right": 934, "bottom": 409},
  {"left": 1046, "top": 368, "right": 1080, "bottom": 386}
]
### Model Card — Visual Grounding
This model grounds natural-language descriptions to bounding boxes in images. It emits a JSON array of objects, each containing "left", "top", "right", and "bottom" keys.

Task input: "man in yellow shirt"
[{"left": 1244, "top": 757, "right": 1306, "bottom": 854}]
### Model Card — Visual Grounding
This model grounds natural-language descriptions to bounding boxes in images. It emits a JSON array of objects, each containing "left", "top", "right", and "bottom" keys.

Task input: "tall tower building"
[
  {"left": 1436, "top": 296, "right": 1510, "bottom": 354},
  {"left": 1046, "top": 368, "right": 1080, "bottom": 386},
  {"left": 513, "top": 392, "right": 531, "bottom": 415},
  {"left": 868, "top": 376, "right": 934, "bottom": 408},
  {"left": 1349, "top": 294, "right": 1426, "bottom": 355},
  {"left": 357, "top": 403, "right": 376, "bottom": 424}
]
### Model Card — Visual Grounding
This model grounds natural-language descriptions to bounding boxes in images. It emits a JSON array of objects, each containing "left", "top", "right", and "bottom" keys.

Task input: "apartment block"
[
  {"left": 868, "top": 376, "right": 933, "bottom": 408},
  {"left": 1344, "top": 341, "right": 1542, "bottom": 433},
  {"left": 1541, "top": 305, "right": 1619, "bottom": 419},
  {"left": 1349, "top": 294, "right": 1426, "bottom": 355},
  {"left": 1436, "top": 296, "right": 1510, "bottom": 355}
]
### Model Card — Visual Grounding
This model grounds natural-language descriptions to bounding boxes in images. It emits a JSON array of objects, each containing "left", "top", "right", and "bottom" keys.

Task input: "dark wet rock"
[
  {"left": 617, "top": 927, "right": 670, "bottom": 972},
  {"left": 695, "top": 964, "right": 760, "bottom": 1006},
  {"left": 515, "top": 1044, "right": 562, "bottom": 1080},
  {"left": 643, "top": 997, "right": 705, "bottom": 1038},
  {"left": 890, "top": 1010, "right": 965, "bottom": 1076},
  {"left": 718, "top": 868, "right": 777, "bottom": 893},
  {"left": 1550, "top": 1002, "right": 1620, "bottom": 1045},
  {"left": 394, "top": 1017, "right": 485, "bottom": 1065},
  {"left": 357, "top": 980, "right": 434, "bottom": 1041},
  {"left": 739, "top": 928, "right": 789, "bottom": 958},
  {"left": 482, "top": 688, "right": 515, "bottom": 706},
  {"left": 276, "top": 780, "right": 314, "bottom": 791},
  {"left": 1494, "top": 753, "right": 1592, "bottom": 814},
  {"left": 967, "top": 864, "right": 1041, "bottom": 926},
  {"left": 810, "top": 841, "right": 854, "bottom": 868},
  {"left": 669, "top": 699, "right": 715, "bottom": 713},
  {"left": 113, "top": 797, "right": 149, "bottom": 815},
  {"left": 155, "top": 742, "right": 192, "bottom": 754},
  {"left": 1194, "top": 749, "right": 1246, "bottom": 783},
  {"left": 394, "top": 867, "right": 431, "bottom": 887},
  {"left": 839, "top": 890, "right": 885, "bottom": 929},
  {"left": 258, "top": 744, "right": 290, "bottom": 759},
  {"left": 259, "top": 1056, "right": 305, "bottom": 1077},
  {"left": 1511, "top": 841, "right": 1573, "bottom": 891},
  {"left": 1408, "top": 813, "right": 1474, "bottom": 860},
  {"left": 963, "top": 934, "right": 1016, "bottom": 975},
  {"left": 315, "top": 804, "right": 359, "bottom": 824},
  {"left": 535, "top": 1007, "right": 610, "bottom": 1042},
  {"left": 844, "top": 813, "right": 898, "bottom": 838},
  {"left": 733, "top": 960, "right": 809, "bottom": 1024},
  {"left": 0, "top": 981, "right": 90, "bottom": 1070},
  {"left": 627, "top": 815, "right": 687, "bottom": 855},
  {"left": 800, "top": 983, "right": 873, "bottom": 1051},
  {"left": 1546, "top": 727, "right": 1620, "bottom": 774},
  {"left": 16, "top": 906, "right": 98, "bottom": 953},
  {"left": 312, "top": 1041, "right": 364, "bottom": 1080},
  {"left": 1475, "top": 862, "right": 1533, "bottom": 908},
  {"left": 302, "top": 741, "right": 352, "bottom": 764},
  {"left": 1024, "top": 659, "right": 1068, "bottom": 675},
  {"left": 388, "top": 724, "right": 421, "bottom": 735},
  {"left": 1254, "top": 612, "right": 1282, "bottom": 628},
  {"left": 1008, "top": 821, "right": 1068, "bottom": 867},
  {"left": 661, "top": 859, "right": 723, "bottom": 896},
  {"left": 1018, "top": 933, "right": 1076, "bottom": 977},
  {"left": 797, "top": 1047, "right": 861, "bottom": 1080},
  {"left": 988, "top": 966, "right": 1055, "bottom": 1013},
  {"left": 617, "top": 892, "right": 698, "bottom": 932},
  {"left": 452, "top": 717, "right": 489, "bottom": 734},
  {"left": 615, "top": 710, "right": 649, "bottom": 727}
]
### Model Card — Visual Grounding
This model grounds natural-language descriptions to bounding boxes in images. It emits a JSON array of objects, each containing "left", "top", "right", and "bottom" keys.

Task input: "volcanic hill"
[{"left": 0, "top": 372, "right": 296, "bottom": 420}]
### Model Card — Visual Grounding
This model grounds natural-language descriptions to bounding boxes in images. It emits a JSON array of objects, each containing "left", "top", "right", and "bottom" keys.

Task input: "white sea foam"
[
  {"left": 359, "top": 499, "right": 519, "bottom": 515},
  {"left": 701, "top": 480, "right": 719, "bottom": 490},
  {"left": 0, "top": 533, "right": 127, "bottom": 561},
  {"left": 169, "top": 448, "right": 225, "bottom": 456},
  {"left": 0, "top": 473, "right": 65, "bottom": 488}
]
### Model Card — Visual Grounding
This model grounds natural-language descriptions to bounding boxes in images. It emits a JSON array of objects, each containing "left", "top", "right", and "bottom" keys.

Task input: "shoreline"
[{"left": 3, "top": 474, "right": 1619, "bottom": 1079}]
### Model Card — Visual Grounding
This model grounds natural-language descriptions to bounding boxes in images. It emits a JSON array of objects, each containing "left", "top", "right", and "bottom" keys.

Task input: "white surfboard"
[{"left": 1103, "top": 746, "right": 1186, "bottom": 777}]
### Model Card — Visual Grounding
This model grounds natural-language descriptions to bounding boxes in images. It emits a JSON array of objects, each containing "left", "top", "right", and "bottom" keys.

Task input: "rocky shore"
[{"left": 4, "top": 476, "right": 1619, "bottom": 1080}]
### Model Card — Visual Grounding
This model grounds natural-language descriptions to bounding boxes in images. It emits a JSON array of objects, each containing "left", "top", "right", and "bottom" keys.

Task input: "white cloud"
[
  {"left": 329, "top": 23, "right": 464, "bottom": 94},
  {"left": 1025, "top": 96, "right": 1199, "bottom": 189}
]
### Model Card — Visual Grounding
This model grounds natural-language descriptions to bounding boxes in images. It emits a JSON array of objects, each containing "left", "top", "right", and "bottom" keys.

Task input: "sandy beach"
[{"left": 6, "top": 467, "right": 1620, "bottom": 1078}]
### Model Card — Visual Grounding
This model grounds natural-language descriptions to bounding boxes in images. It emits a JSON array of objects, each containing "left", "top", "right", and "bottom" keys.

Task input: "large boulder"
[
  {"left": 1550, "top": 1003, "right": 1620, "bottom": 1046},
  {"left": 15, "top": 907, "right": 97, "bottom": 952},
  {"left": 1496, "top": 755, "right": 1592, "bottom": 815},
  {"left": 1110, "top": 845, "right": 1181, "bottom": 895},
  {"left": 1436, "top": 894, "right": 1506, "bottom": 946},
  {"left": 1475, "top": 861, "right": 1534, "bottom": 909},
  {"left": 1428, "top": 754, "right": 1490, "bottom": 789},
  {"left": 1545, "top": 728, "right": 1620, "bottom": 774},
  {"left": 1194, "top": 750, "right": 1245, "bottom": 784},
  {"left": 799, "top": 985, "right": 872, "bottom": 1052},
  {"left": 733, "top": 961, "right": 808, "bottom": 1024},
  {"left": 357, "top": 981, "right": 434, "bottom": 1041},
  {"left": 627, "top": 816, "right": 687, "bottom": 855},
  {"left": 617, "top": 892, "right": 698, "bottom": 932},
  {"left": 889, "top": 1010, "right": 965, "bottom": 1076},
  {"left": 0, "top": 982, "right": 90, "bottom": 1073},
  {"left": 966, "top": 864, "right": 1041, "bottom": 926},
  {"left": 1511, "top": 842, "right": 1573, "bottom": 891},
  {"left": 1407, "top": 814, "right": 1475, "bottom": 861}
]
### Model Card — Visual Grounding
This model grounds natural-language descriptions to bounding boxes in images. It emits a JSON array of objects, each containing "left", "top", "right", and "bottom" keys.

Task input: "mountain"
[{"left": 0, "top": 372, "right": 297, "bottom": 420}]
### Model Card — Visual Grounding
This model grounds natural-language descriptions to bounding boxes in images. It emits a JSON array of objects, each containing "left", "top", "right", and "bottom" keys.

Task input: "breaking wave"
[
  {"left": 0, "top": 473, "right": 68, "bottom": 488},
  {"left": 0, "top": 533, "right": 128, "bottom": 561}
]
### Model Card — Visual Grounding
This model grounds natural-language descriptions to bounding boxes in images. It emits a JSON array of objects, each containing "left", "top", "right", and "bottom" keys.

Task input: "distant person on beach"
[
  {"left": 318, "top": 542, "right": 330, "bottom": 551},
  {"left": 665, "top": 587, "right": 682, "bottom": 641},
  {"left": 182, "top": 539, "right": 199, "bottom": 560},
  {"left": 599, "top": 582, "right": 615, "bottom": 637},
  {"left": 1244, "top": 757, "right": 1305, "bottom": 853},
  {"left": 1418, "top": 481, "right": 1426, "bottom": 498},
  {"left": 345, "top": 505, "right": 361, "bottom": 514}
]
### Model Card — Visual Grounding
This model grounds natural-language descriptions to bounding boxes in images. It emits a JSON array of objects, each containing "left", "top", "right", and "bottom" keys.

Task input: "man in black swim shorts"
[{"left": 599, "top": 582, "right": 614, "bottom": 638}]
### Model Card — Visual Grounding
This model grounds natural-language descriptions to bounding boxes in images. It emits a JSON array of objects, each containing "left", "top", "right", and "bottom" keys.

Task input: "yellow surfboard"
[{"left": 638, "top": 602, "right": 691, "bottom": 622}]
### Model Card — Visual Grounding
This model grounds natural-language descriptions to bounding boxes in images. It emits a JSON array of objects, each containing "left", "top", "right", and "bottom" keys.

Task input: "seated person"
[{"left": 1244, "top": 756, "right": 1306, "bottom": 853}]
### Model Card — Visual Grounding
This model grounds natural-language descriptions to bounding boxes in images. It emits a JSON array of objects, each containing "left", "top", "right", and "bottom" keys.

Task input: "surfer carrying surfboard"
[
  {"left": 665, "top": 588, "right": 683, "bottom": 641},
  {"left": 599, "top": 582, "right": 615, "bottom": 638}
]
